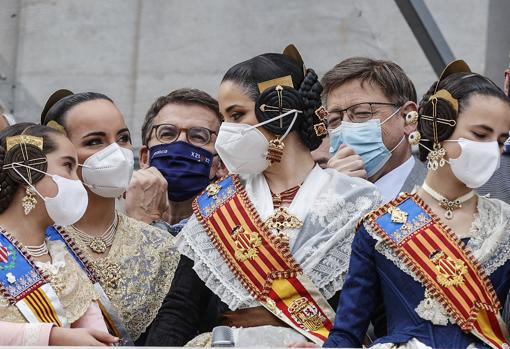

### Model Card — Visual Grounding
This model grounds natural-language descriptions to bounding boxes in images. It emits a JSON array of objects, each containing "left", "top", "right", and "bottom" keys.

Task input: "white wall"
[{"left": 0, "top": 0, "right": 493, "bottom": 146}]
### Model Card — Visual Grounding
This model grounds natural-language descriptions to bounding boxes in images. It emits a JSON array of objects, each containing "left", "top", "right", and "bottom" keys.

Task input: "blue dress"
[{"left": 324, "top": 196, "right": 510, "bottom": 349}]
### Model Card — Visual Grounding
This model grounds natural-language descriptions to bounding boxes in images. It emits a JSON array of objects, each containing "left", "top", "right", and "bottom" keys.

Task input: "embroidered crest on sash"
[
  {"left": 194, "top": 175, "right": 335, "bottom": 344},
  {"left": 364, "top": 193, "right": 509, "bottom": 349}
]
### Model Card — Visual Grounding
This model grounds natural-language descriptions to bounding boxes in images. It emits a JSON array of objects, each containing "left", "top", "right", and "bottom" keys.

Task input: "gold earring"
[
  {"left": 427, "top": 143, "right": 447, "bottom": 171},
  {"left": 405, "top": 111, "right": 419, "bottom": 125},
  {"left": 408, "top": 131, "right": 421, "bottom": 146},
  {"left": 266, "top": 138, "right": 285, "bottom": 164},
  {"left": 21, "top": 187, "right": 37, "bottom": 215}
]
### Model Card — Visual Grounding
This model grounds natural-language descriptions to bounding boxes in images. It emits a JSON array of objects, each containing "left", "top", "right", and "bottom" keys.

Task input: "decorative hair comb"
[{"left": 6, "top": 135, "right": 43, "bottom": 151}]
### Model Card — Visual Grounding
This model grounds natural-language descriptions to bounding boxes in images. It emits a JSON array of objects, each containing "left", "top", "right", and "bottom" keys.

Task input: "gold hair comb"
[
  {"left": 257, "top": 75, "right": 294, "bottom": 93},
  {"left": 6, "top": 135, "right": 43, "bottom": 151},
  {"left": 46, "top": 120, "right": 66, "bottom": 134},
  {"left": 428, "top": 89, "right": 459, "bottom": 113}
]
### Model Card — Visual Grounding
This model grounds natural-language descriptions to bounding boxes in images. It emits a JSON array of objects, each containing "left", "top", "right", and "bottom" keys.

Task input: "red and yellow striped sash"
[
  {"left": 368, "top": 194, "right": 509, "bottom": 349},
  {"left": 194, "top": 176, "right": 334, "bottom": 344}
]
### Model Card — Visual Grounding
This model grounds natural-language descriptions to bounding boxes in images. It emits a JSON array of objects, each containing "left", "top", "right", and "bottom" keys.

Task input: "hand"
[
  {"left": 287, "top": 342, "right": 320, "bottom": 348},
  {"left": 327, "top": 144, "right": 367, "bottom": 179},
  {"left": 125, "top": 167, "right": 169, "bottom": 224},
  {"left": 49, "top": 327, "right": 119, "bottom": 346}
]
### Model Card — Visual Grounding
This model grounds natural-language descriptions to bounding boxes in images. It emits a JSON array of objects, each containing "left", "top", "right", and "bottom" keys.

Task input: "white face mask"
[
  {"left": 81, "top": 143, "right": 134, "bottom": 198},
  {"left": 9, "top": 164, "right": 89, "bottom": 226},
  {"left": 215, "top": 109, "right": 301, "bottom": 175},
  {"left": 448, "top": 138, "right": 500, "bottom": 188}
]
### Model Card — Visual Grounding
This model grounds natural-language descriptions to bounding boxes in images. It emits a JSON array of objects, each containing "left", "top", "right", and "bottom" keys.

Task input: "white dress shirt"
[{"left": 374, "top": 156, "right": 415, "bottom": 203}]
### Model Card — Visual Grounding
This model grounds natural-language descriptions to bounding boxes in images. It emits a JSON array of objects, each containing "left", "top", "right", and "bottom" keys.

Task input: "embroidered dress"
[
  {"left": 64, "top": 212, "right": 179, "bottom": 341},
  {"left": 147, "top": 164, "right": 381, "bottom": 346},
  {"left": 325, "top": 194, "right": 510, "bottom": 349}
]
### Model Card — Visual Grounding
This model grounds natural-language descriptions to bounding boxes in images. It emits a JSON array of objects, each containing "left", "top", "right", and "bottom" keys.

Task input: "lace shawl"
[
  {"left": 65, "top": 213, "right": 180, "bottom": 340},
  {"left": 176, "top": 166, "right": 382, "bottom": 310},
  {"left": 364, "top": 196, "right": 510, "bottom": 325},
  {"left": 0, "top": 240, "right": 98, "bottom": 324}
]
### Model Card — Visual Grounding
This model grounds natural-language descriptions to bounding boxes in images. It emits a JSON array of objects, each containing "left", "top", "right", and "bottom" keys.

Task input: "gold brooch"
[
  {"left": 265, "top": 207, "right": 303, "bottom": 232},
  {"left": 388, "top": 206, "right": 408, "bottom": 224},
  {"left": 232, "top": 225, "right": 261, "bottom": 262},
  {"left": 205, "top": 183, "right": 221, "bottom": 197},
  {"left": 430, "top": 251, "right": 467, "bottom": 287}
]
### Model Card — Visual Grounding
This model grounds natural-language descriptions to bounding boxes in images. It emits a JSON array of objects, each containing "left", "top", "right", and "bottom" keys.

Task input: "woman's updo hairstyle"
[
  {"left": 0, "top": 123, "right": 61, "bottom": 213},
  {"left": 41, "top": 89, "right": 113, "bottom": 132},
  {"left": 222, "top": 45, "right": 325, "bottom": 150},
  {"left": 418, "top": 60, "right": 508, "bottom": 161}
]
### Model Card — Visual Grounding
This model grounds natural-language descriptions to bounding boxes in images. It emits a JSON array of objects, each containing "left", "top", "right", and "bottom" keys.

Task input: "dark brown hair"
[
  {"left": 418, "top": 72, "right": 510, "bottom": 161},
  {"left": 321, "top": 57, "right": 417, "bottom": 106},
  {"left": 141, "top": 88, "right": 220, "bottom": 146},
  {"left": 0, "top": 123, "right": 62, "bottom": 213}
]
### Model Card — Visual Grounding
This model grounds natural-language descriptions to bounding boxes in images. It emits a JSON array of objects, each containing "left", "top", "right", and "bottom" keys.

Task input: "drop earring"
[
  {"left": 266, "top": 137, "right": 285, "bottom": 164},
  {"left": 21, "top": 187, "right": 37, "bottom": 215}
]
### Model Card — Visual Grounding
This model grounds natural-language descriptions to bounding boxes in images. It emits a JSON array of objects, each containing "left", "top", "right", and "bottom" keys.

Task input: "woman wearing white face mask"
[
  {"left": 0, "top": 123, "right": 120, "bottom": 346},
  {"left": 145, "top": 46, "right": 381, "bottom": 347},
  {"left": 41, "top": 91, "right": 179, "bottom": 344},
  {"left": 325, "top": 61, "right": 510, "bottom": 349}
]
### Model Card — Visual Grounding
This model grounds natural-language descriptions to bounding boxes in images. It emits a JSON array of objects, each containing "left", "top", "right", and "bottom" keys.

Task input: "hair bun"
[
  {"left": 297, "top": 69, "right": 325, "bottom": 151},
  {"left": 3, "top": 144, "right": 47, "bottom": 185},
  {"left": 255, "top": 85, "right": 304, "bottom": 135}
]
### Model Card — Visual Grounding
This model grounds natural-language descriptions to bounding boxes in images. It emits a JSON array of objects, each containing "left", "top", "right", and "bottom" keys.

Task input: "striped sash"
[
  {"left": 0, "top": 231, "right": 68, "bottom": 327},
  {"left": 194, "top": 176, "right": 335, "bottom": 344},
  {"left": 366, "top": 194, "right": 509, "bottom": 349}
]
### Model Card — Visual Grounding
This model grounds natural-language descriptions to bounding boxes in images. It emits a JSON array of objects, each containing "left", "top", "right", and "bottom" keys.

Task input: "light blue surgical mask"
[{"left": 328, "top": 107, "right": 404, "bottom": 178}]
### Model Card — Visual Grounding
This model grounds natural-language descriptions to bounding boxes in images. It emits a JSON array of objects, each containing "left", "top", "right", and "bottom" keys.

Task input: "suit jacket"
[{"left": 401, "top": 156, "right": 427, "bottom": 194}]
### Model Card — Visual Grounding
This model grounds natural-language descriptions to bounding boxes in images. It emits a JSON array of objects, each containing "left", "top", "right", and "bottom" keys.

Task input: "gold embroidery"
[
  {"left": 65, "top": 213, "right": 179, "bottom": 340},
  {"left": 388, "top": 207, "right": 408, "bottom": 224},
  {"left": 288, "top": 297, "right": 326, "bottom": 332},
  {"left": 205, "top": 183, "right": 221, "bottom": 197},
  {"left": 430, "top": 251, "right": 467, "bottom": 287},
  {"left": 232, "top": 226, "right": 261, "bottom": 262}
]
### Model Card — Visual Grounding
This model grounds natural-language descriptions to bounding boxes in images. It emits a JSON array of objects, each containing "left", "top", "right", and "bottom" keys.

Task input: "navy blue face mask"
[{"left": 149, "top": 141, "right": 214, "bottom": 202}]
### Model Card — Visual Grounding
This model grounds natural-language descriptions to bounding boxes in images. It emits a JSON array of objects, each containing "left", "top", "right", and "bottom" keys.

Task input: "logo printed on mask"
[{"left": 150, "top": 141, "right": 214, "bottom": 202}]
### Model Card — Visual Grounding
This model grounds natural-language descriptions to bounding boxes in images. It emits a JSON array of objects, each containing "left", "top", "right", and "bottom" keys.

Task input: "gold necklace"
[
  {"left": 72, "top": 213, "right": 119, "bottom": 254},
  {"left": 421, "top": 182, "right": 475, "bottom": 220}
]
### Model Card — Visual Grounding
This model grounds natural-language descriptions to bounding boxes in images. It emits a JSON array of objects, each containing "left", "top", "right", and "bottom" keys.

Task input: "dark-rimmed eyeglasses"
[
  {"left": 327, "top": 102, "right": 399, "bottom": 129},
  {"left": 151, "top": 124, "right": 216, "bottom": 146}
]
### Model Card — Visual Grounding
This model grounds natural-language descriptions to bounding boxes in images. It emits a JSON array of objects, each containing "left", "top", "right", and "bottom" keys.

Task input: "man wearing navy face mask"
[
  {"left": 318, "top": 57, "right": 427, "bottom": 203},
  {"left": 125, "top": 88, "right": 223, "bottom": 235}
]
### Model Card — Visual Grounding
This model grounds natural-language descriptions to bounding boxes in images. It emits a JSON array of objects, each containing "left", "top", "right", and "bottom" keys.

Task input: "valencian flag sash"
[
  {"left": 194, "top": 175, "right": 335, "bottom": 344},
  {"left": 365, "top": 193, "right": 509, "bottom": 349},
  {"left": 45, "top": 226, "right": 133, "bottom": 345},
  {"left": 0, "top": 230, "right": 69, "bottom": 327}
]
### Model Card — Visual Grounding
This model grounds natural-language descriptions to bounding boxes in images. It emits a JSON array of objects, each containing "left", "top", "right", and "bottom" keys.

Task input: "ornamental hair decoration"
[{"left": 3, "top": 135, "right": 47, "bottom": 186}]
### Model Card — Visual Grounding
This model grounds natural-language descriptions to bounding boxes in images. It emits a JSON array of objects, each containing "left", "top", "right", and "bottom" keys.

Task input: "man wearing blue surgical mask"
[
  {"left": 317, "top": 57, "right": 427, "bottom": 202},
  {"left": 125, "top": 88, "right": 224, "bottom": 235}
]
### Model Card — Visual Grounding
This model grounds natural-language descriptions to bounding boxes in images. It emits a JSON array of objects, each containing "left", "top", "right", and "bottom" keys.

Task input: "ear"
[
  {"left": 400, "top": 101, "right": 418, "bottom": 137},
  {"left": 504, "top": 69, "right": 510, "bottom": 96},
  {"left": 139, "top": 145, "right": 150, "bottom": 169}
]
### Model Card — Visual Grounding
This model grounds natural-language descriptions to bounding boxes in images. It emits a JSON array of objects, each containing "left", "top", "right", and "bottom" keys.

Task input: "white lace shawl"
[
  {"left": 365, "top": 195, "right": 510, "bottom": 325},
  {"left": 175, "top": 165, "right": 382, "bottom": 310}
]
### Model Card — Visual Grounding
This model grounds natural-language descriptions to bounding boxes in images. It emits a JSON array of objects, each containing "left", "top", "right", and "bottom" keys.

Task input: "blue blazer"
[{"left": 324, "top": 224, "right": 510, "bottom": 348}]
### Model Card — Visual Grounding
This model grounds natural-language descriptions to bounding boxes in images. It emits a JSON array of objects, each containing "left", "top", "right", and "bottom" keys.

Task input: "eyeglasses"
[
  {"left": 151, "top": 124, "right": 216, "bottom": 146},
  {"left": 327, "top": 102, "right": 399, "bottom": 129}
]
